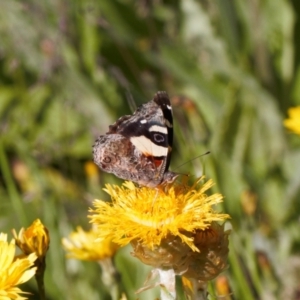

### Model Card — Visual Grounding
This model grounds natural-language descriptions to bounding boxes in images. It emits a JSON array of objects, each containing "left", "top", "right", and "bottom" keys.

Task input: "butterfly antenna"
[
  {"left": 125, "top": 91, "right": 137, "bottom": 112},
  {"left": 173, "top": 151, "right": 210, "bottom": 171}
]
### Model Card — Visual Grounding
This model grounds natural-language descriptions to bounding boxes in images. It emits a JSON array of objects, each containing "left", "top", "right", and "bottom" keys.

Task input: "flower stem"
[
  {"left": 35, "top": 258, "right": 46, "bottom": 300},
  {"left": 192, "top": 279, "right": 208, "bottom": 300},
  {"left": 99, "top": 258, "right": 121, "bottom": 300},
  {"left": 157, "top": 268, "right": 176, "bottom": 300}
]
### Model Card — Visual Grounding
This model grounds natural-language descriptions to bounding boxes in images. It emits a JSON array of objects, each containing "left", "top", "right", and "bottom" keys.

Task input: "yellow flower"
[
  {"left": 215, "top": 275, "right": 232, "bottom": 298},
  {"left": 90, "top": 176, "right": 230, "bottom": 295},
  {"left": 12, "top": 219, "right": 50, "bottom": 260},
  {"left": 62, "top": 227, "right": 119, "bottom": 261},
  {"left": 84, "top": 161, "right": 100, "bottom": 178},
  {"left": 0, "top": 233, "right": 37, "bottom": 300},
  {"left": 90, "top": 177, "right": 229, "bottom": 253},
  {"left": 284, "top": 106, "right": 300, "bottom": 135}
]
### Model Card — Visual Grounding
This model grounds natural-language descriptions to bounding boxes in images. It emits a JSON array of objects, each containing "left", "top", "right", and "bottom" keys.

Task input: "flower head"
[
  {"left": 131, "top": 222, "right": 229, "bottom": 280},
  {"left": 12, "top": 219, "right": 50, "bottom": 261},
  {"left": 0, "top": 233, "right": 37, "bottom": 300},
  {"left": 84, "top": 161, "right": 100, "bottom": 178},
  {"left": 62, "top": 226, "right": 119, "bottom": 261},
  {"left": 284, "top": 106, "right": 300, "bottom": 135},
  {"left": 90, "top": 177, "right": 229, "bottom": 252}
]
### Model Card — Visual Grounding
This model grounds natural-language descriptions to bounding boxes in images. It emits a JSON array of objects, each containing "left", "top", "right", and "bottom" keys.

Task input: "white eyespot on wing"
[
  {"left": 130, "top": 136, "right": 168, "bottom": 157},
  {"left": 149, "top": 125, "right": 168, "bottom": 134},
  {"left": 140, "top": 119, "right": 147, "bottom": 124}
]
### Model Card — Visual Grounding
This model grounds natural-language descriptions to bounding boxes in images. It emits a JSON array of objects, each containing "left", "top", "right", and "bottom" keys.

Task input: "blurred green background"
[{"left": 1, "top": 0, "right": 300, "bottom": 299}]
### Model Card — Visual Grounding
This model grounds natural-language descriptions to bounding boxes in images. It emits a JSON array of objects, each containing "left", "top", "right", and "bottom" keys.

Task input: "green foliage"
[{"left": 1, "top": 0, "right": 300, "bottom": 299}]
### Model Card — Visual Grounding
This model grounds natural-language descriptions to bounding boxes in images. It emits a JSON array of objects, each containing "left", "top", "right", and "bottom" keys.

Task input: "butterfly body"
[{"left": 93, "top": 91, "right": 177, "bottom": 187}]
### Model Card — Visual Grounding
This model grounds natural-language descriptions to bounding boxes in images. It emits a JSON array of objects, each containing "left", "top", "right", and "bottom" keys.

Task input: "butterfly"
[{"left": 93, "top": 91, "right": 178, "bottom": 187}]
